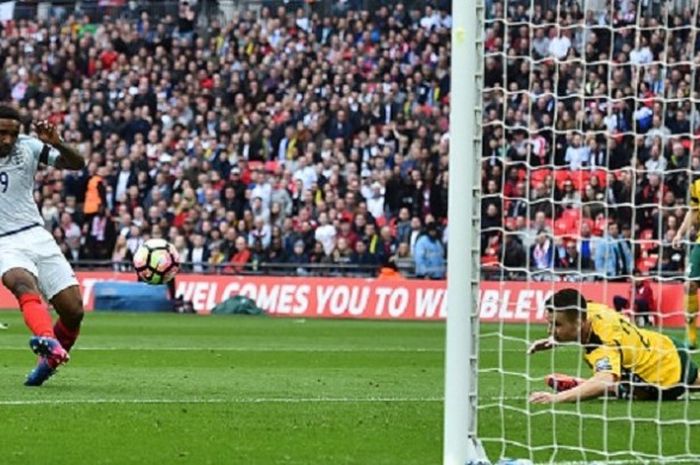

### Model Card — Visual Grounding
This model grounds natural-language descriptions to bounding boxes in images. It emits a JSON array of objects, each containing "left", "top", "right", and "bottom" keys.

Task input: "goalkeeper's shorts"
[
  {"left": 617, "top": 338, "right": 698, "bottom": 401},
  {"left": 688, "top": 244, "right": 700, "bottom": 280}
]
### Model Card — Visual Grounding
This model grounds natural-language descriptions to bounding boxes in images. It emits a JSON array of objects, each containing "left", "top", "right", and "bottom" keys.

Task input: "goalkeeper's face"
[
  {"left": 0, "top": 118, "right": 19, "bottom": 157},
  {"left": 548, "top": 311, "right": 581, "bottom": 343}
]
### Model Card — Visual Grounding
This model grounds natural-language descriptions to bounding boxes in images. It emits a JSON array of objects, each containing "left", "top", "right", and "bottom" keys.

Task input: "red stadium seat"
[
  {"left": 554, "top": 218, "right": 571, "bottom": 236},
  {"left": 530, "top": 168, "right": 551, "bottom": 185},
  {"left": 591, "top": 169, "right": 607, "bottom": 186},
  {"left": 554, "top": 169, "right": 571, "bottom": 189},
  {"left": 562, "top": 208, "right": 580, "bottom": 224}
]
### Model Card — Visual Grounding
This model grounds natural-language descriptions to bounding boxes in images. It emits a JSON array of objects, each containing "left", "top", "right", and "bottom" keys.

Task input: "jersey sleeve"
[
  {"left": 22, "top": 136, "right": 60, "bottom": 168},
  {"left": 584, "top": 345, "right": 621, "bottom": 378}
]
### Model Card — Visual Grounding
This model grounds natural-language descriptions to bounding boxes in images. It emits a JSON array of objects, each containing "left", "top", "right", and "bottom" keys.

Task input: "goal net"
[{"left": 477, "top": 0, "right": 700, "bottom": 463}]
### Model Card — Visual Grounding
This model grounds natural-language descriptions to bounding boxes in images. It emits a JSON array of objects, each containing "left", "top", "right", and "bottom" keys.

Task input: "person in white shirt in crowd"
[
  {"left": 366, "top": 181, "right": 385, "bottom": 220},
  {"left": 565, "top": 133, "right": 591, "bottom": 169},
  {"left": 314, "top": 212, "right": 337, "bottom": 257}
]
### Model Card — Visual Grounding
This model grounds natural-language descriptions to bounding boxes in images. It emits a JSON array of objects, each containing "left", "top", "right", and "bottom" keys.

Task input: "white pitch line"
[
  {"left": 0, "top": 397, "right": 444, "bottom": 406},
  {"left": 0, "top": 346, "right": 444, "bottom": 353},
  {"left": 0, "top": 346, "right": 574, "bottom": 353},
  {"left": 535, "top": 460, "right": 700, "bottom": 465}
]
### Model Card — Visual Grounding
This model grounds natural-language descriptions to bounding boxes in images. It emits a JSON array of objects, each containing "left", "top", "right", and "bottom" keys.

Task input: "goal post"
[{"left": 443, "top": 0, "right": 487, "bottom": 464}]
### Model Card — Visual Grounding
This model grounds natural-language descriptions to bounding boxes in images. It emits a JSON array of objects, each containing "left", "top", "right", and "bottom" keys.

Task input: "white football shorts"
[{"left": 0, "top": 224, "right": 79, "bottom": 301}]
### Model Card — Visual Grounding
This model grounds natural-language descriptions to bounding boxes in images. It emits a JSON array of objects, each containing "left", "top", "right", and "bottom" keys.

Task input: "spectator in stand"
[
  {"left": 111, "top": 235, "right": 133, "bottom": 272},
  {"left": 314, "top": 212, "right": 337, "bottom": 258},
  {"left": 594, "top": 222, "right": 633, "bottom": 281},
  {"left": 530, "top": 231, "right": 554, "bottom": 273},
  {"left": 332, "top": 237, "right": 354, "bottom": 267},
  {"left": 502, "top": 232, "right": 527, "bottom": 278},
  {"left": 351, "top": 240, "right": 378, "bottom": 274},
  {"left": 564, "top": 134, "right": 591, "bottom": 169},
  {"left": 414, "top": 223, "right": 446, "bottom": 279},
  {"left": 556, "top": 239, "right": 592, "bottom": 271},
  {"left": 226, "top": 236, "right": 251, "bottom": 274},
  {"left": 187, "top": 233, "right": 210, "bottom": 273}
]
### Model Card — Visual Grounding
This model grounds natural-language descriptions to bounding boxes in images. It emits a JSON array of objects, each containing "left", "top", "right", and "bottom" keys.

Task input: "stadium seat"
[
  {"left": 530, "top": 168, "right": 551, "bottom": 185},
  {"left": 554, "top": 169, "right": 571, "bottom": 189},
  {"left": 562, "top": 208, "right": 580, "bottom": 224},
  {"left": 591, "top": 169, "right": 607, "bottom": 186},
  {"left": 554, "top": 218, "right": 571, "bottom": 236}
]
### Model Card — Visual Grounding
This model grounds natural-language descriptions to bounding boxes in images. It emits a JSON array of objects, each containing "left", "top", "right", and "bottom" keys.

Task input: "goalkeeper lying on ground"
[{"left": 528, "top": 288, "right": 700, "bottom": 403}]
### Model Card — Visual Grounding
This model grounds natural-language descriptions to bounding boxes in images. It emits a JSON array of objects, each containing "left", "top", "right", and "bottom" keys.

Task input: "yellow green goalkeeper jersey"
[{"left": 583, "top": 303, "right": 681, "bottom": 388}]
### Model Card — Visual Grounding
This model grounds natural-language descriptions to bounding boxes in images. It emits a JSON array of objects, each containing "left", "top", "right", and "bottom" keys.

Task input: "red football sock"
[
  {"left": 54, "top": 318, "right": 80, "bottom": 352},
  {"left": 18, "top": 293, "right": 54, "bottom": 338}
]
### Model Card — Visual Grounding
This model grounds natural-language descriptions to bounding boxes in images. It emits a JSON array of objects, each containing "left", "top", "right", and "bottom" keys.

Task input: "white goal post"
[{"left": 444, "top": 0, "right": 487, "bottom": 464}]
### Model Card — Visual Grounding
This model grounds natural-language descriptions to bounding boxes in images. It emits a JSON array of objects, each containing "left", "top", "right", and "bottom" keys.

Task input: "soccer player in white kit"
[{"left": 0, "top": 105, "right": 86, "bottom": 386}]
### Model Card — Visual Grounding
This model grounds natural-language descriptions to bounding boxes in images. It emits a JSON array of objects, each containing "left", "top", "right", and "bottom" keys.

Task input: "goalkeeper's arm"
[
  {"left": 673, "top": 207, "right": 697, "bottom": 249},
  {"left": 530, "top": 372, "right": 617, "bottom": 404}
]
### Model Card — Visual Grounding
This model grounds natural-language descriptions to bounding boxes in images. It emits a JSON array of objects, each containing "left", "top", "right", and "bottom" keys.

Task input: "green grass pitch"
[{"left": 0, "top": 312, "right": 697, "bottom": 465}]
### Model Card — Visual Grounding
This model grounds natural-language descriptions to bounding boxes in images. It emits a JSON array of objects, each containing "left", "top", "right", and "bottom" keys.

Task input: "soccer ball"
[{"left": 133, "top": 239, "right": 180, "bottom": 285}]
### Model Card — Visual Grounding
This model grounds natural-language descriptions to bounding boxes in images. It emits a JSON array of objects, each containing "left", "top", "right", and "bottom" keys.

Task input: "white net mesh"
[{"left": 479, "top": 0, "right": 700, "bottom": 463}]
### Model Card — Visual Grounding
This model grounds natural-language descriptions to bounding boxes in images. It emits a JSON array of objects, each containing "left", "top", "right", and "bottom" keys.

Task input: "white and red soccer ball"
[{"left": 132, "top": 239, "right": 180, "bottom": 285}]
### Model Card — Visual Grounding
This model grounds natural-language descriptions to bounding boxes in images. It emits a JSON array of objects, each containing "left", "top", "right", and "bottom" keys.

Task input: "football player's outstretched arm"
[
  {"left": 530, "top": 372, "right": 616, "bottom": 404},
  {"left": 33, "top": 120, "right": 85, "bottom": 170}
]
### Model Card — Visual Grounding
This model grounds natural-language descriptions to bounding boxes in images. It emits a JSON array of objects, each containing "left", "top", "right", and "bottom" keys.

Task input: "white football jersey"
[{"left": 0, "top": 135, "right": 59, "bottom": 235}]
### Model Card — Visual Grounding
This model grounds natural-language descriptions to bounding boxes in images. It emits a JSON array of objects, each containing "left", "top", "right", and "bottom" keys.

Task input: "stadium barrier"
[{"left": 0, "top": 272, "right": 689, "bottom": 326}]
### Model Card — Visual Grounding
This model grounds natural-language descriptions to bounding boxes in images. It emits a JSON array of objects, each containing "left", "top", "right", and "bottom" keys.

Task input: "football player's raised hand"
[{"left": 34, "top": 120, "right": 62, "bottom": 146}]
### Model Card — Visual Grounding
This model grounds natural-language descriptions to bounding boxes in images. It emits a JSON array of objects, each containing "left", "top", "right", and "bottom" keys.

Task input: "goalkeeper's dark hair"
[
  {"left": 0, "top": 105, "right": 21, "bottom": 122},
  {"left": 545, "top": 288, "right": 587, "bottom": 321}
]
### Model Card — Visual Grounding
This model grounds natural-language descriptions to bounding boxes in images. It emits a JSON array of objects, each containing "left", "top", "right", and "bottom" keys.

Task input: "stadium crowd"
[
  {"left": 481, "top": 0, "right": 700, "bottom": 282},
  {"left": 0, "top": 0, "right": 452, "bottom": 278}
]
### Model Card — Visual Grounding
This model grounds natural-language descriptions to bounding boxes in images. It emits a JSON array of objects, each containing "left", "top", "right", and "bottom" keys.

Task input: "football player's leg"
[
  {"left": 2, "top": 265, "right": 54, "bottom": 338},
  {"left": 37, "top": 251, "right": 82, "bottom": 353},
  {"left": 49, "top": 285, "right": 83, "bottom": 353}
]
